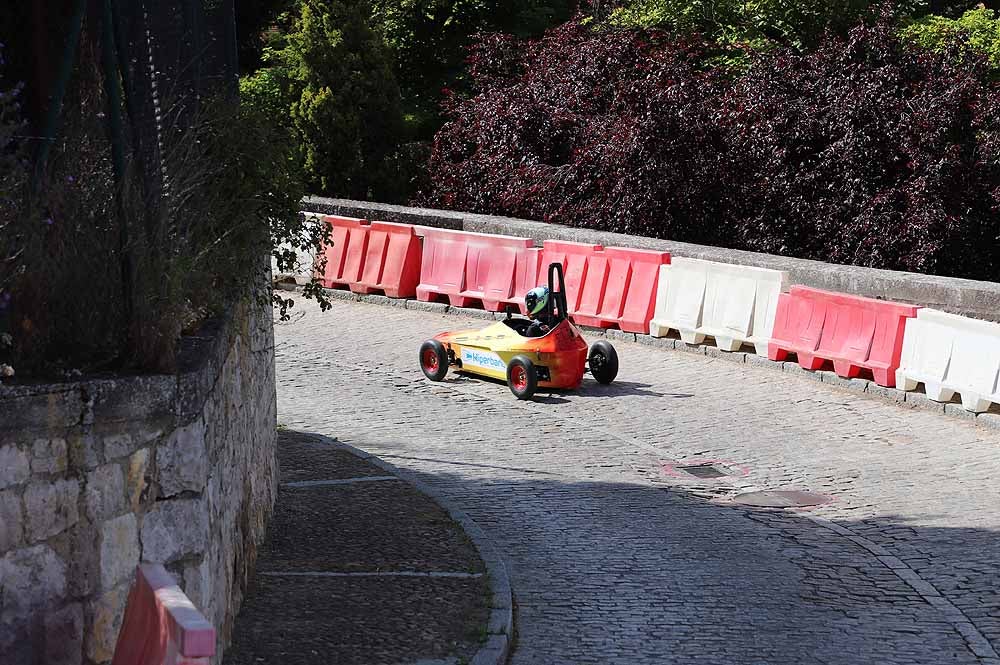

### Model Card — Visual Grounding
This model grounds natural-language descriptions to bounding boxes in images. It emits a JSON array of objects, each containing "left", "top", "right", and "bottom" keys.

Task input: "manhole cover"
[
  {"left": 732, "top": 490, "right": 831, "bottom": 508},
  {"left": 677, "top": 464, "right": 728, "bottom": 479}
]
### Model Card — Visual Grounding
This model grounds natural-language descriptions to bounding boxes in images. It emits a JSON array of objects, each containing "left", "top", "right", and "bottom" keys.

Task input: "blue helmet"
[{"left": 525, "top": 286, "right": 549, "bottom": 316}]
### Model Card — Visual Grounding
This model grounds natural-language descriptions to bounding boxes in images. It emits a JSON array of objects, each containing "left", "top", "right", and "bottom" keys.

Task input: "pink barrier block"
[
  {"left": 112, "top": 564, "right": 215, "bottom": 665},
  {"left": 501, "top": 247, "right": 543, "bottom": 314},
  {"left": 416, "top": 228, "right": 469, "bottom": 303},
  {"left": 316, "top": 216, "right": 369, "bottom": 289},
  {"left": 540, "top": 241, "right": 603, "bottom": 313},
  {"left": 573, "top": 247, "right": 670, "bottom": 333},
  {"left": 354, "top": 222, "right": 422, "bottom": 297},
  {"left": 458, "top": 235, "right": 535, "bottom": 310},
  {"left": 768, "top": 286, "right": 919, "bottom": 386}
]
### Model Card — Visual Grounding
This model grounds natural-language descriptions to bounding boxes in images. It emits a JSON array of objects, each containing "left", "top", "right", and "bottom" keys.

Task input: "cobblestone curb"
[
  {"left": 323, "top": 436, "right": 513, "bottom": 665},
  {"left": 315, "top": 286, "right": 1000, "bottom": 433}
]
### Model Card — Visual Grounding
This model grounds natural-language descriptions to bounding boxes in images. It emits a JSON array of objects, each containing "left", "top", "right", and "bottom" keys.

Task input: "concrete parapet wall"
[
  {"left": 0, "top": 297, "right": 278, "bottom": 665},
  {"left": 303, "top": 196, "right": 1000, "bottom": 321}
]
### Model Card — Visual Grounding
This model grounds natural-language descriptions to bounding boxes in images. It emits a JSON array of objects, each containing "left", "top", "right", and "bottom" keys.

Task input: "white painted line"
[
  {"left": 259, "top": 571, "right": 484, "bottom": 579},
  {"left": 282, "top": 476, "right": 398, "bottom": 488}
]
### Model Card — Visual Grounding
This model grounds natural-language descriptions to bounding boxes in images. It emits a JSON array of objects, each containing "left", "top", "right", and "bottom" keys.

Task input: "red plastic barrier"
[
  {"left": 573, "top": 247, "right": 671, "bottom": 333},
  {"left": 458, "top": 234, "right": 535, "bottom": 310},
  {"left": 502, "top": 247, "right": 543, "bottom": 314},
  {"left": 112, "top": 564, "right": 215, "bottom": 665},
  {"left": 768, "top": 286, "right": 919, "bottom": 386},
  {"left": 416, "top": 228, "right": 471, "bottom": 304},
  {"left": 540, "top": 241, "right": 603, "bottom": 313},
  {"left": 316, "top": 215, "right": 369, "bottom": 289},
  {"left": 354, "top": 221, "right": 422, "bottom": 298}
]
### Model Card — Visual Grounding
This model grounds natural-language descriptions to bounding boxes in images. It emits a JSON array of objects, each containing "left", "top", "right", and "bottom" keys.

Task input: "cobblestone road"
[{"left": 274, "top": 296, "right": 1000, "bottom": 665}]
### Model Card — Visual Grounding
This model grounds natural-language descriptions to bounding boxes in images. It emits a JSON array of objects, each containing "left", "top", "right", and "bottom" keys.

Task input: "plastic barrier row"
[
  {"left": 313, "top": 215, "right": 1000, "bottom": 412},
  {"left": 548, "top": 243, "right": 671, "bottom": 334},
  {"left": 768, "top": 286, "right": 919, "bottom": 387},
  {"left": 317, "top": 216, "right": 422, "bottom": 298},
  {"left": 416, "top": 227, "right": 537, "bottom": 311},
  {"left": 648, "top": 258, "right": 788, "bottom": 357},
  {"left": 112, "top": 564, "right": 215, "bottom": 665},
  {"left": 897, "top": 309, "right": 1000, "bottom": 412}
]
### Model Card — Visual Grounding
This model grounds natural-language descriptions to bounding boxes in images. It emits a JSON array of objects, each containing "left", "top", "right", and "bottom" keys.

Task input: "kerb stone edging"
[
  {"left": 302, "top": 196, "right": 1000, "bottom": 321},
  {"left": 323, "top": 437, "right": 513, "bottom": 665}
]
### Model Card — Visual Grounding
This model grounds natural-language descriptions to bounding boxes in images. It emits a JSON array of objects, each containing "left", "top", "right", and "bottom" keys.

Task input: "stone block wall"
[{"left": 0, "top": 296, "right": 278, "bottom": 664}]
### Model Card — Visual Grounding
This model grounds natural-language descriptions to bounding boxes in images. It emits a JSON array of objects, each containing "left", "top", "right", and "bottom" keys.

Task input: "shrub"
[
  {"left": 421, "top": 11, "right": 1000, "bottom": 280},
  {"left": 901, "top": 7, "right": 1000, "bottom": 69},
  {"left": 724, "top": 11, "right": 1000, "bottom": 277},
  {"left": 0, "top": 45, "right": 329, "bottom": 378},
  {"left": 419, "top": 22, "right": 730, "bottom": 242},
  {"left": 606, "top": 0, "right": 904, "bottom": 49},
  {"left": 371, "top": 0, "right": 574, "bottom": 136}
]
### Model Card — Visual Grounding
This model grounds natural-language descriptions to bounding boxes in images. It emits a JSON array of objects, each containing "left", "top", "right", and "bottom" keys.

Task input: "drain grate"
[
  {"left": 677, "top": 464, "right": 729, "bottom": 479},
  {"left": 732, "top": 490, "right": 831, "bottom": 508}
]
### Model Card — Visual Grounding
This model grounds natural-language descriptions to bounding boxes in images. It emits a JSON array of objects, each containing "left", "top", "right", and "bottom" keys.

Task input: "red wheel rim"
[
  {"left": 511, "top": 365, "right": 527, "bottom": 391},
  {"left": 422, "top": 348, "right": 439, "bottom": 372}
]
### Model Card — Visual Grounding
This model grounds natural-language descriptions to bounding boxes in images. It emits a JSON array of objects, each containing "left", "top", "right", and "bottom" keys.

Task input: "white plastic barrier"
[
  {"left": 648, "top": 257, "right": 788, "bottom": 356},
  {"left": 896, "top": 308, "right": 1000, "bottom": 412}
]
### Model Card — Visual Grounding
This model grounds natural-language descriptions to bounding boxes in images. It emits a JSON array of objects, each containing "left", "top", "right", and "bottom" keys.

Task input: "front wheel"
[
  {"left": 507, "top": 355, "right": 538, "bottom": 400},
  {"left": 419, "top": 340, "right": 449, "bottom": 381},
  {"left": 589, "top": 341, "right": 619, "bottom": 384}
]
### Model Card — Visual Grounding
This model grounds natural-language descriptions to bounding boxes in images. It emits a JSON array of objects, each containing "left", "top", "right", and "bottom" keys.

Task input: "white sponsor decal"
[{"left": 461, "top": 348, "right": 506, "bottom": 371}]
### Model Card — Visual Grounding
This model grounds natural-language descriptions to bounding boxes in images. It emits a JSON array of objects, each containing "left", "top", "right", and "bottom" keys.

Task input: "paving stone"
[
  {"left": 743, "top": 352, "right": 778, "bottom": 370},
  {"left": 978, "top": 412, "right": 1000, "bottom": 432},
  {"left": 868, "top": 383, "right": 907, "bottom": 404},
  {"left": 360, "top": 294, "right": 394, "bottom": 307},
  {"left": 271, "top": 296, "right": 1000, "bottom": 665},
  {"left": 945, "top": 403, "right": 978, "bottom": 421},
  {"left": 818, "top": 371, "right": 870, "bottom": 394},
  {"left": 447, "top": 306, "right": 496, "bottom": 320},
  {"left": 634, "top": 335, "right": 676, "bottom": 350},
  {"left": 781, "top": 361, "right": 824, "bottom": 382},
  {"left": 705, "top": 345, "right": 745, "bottom": 363},
  {"left": 323, "top": 288, "right": 359, "bottom": 302},
  {"left": 903, "top": 391, "right": 946, "bottom": 413},
  {"left": 406, "top": 300, "right": 449, "bottom": 313},
  {"left": 605, "top": 329, "right": 637, "bottom": 343}
]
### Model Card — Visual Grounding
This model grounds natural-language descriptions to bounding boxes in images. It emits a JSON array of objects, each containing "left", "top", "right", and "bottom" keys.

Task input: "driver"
[{"left": 524, "top": 286, "right": 555, "bottom": 337}]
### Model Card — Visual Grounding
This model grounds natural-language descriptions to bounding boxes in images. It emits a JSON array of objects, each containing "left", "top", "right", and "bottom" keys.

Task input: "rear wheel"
[
  {"left": 507, "top": 356, "right": 538, "bottom": 400},
  {"left": 589, "top": 341, "right": 619, "bottom": 384},
  {"left": 419, "top": 340, "right": 449, "bottom": 381}
]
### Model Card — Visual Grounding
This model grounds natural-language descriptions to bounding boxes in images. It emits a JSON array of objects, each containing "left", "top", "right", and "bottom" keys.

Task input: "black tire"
[
  {"left": 419, "top": 340, "right": 449, "bottom": 381},
  {"left": 506, "top": 355, "right": 538, "bottom": 400},
  {"left": 589, "top": 341, "right": 619, "bottom": 384}
]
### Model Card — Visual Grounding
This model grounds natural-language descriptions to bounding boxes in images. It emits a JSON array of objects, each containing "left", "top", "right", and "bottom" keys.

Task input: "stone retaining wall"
[
  {"left": 302, "top": 196, "right": 1000, "bottom": 321},
  {"left": 0, "top": 296, "right": 278, "bottom": 665}
]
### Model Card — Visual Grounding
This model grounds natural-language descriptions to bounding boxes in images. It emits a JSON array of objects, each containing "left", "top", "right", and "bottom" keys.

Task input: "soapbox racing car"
[{"left": 418, "top": 263, "right": 619, "bottom": 399}]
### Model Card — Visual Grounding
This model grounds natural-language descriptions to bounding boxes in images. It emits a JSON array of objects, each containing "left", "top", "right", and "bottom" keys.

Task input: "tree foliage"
[
  {"left": 420, "top": 13, "right": 1000, "bottom": 279},
  {"left": 277, "top": 0, "right": 407, "bottom": 199},
  {"left": 902, "top": 6, "right": 1000, "bottom": 68},
  {"left": 607, "top": 0, "right": 914, "bottom": 49}
]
